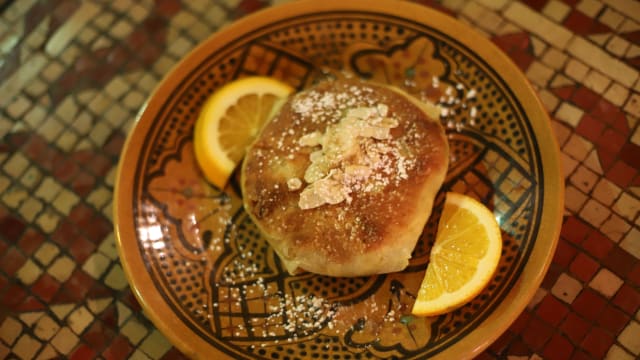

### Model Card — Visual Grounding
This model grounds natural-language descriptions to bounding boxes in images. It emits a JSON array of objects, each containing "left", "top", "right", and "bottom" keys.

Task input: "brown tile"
[
  {"left": 0, "top": 214, "right": 27, "bottom": 243},
  {"left": 536, "top": 293, "right": 570, "bottom": 326},
  {"left": 581, "top": 229, "right": 614, "bottom": 259},
  {"left": 575, "top": 113, "right": 604, "bottom": 143},
  {"left": 70, "top": 344, "right": 96, "bottom": 360},
  {"left": 613, "top": 284, "right": 640, "bottom": 316},
  {"left": 0, "top": 247, "right": 27, "bottom": 276},
  {"left": 561, "top": 216, "right": 591, "bottom": 244},
  {"left": 564, "top": 9, "right": 611, "bottom": 35},
  {"left": 102, "top": 335, "right": 134, "bottom": 360},
  {"left": 561, "top": 311, "right": 591, "bottom": 343},
  {"left": 31, "top": 273, "right": 61, "bottom": 302},
  {"left": 553, "top": 238, "right": 577, "bottom": 267},
  {"left": 620, "top": 143, "right": 640, "bottom": 170},
  {"left": 17, "top": 228, "right": 45, "bottom": 255},
  {"left": 160, "top": 348, "right": 190, "bottom": 360},
  {"left": 597, "top": 304, "right": 631, "bottom": 335},
  {"left": 606, "top": 159, "right": 637, "bottom": 188},
  {"left": 603, "top": 246, "right": 638, "bottom": 279},
  {"left": 68, "top": 236, "right": 96, "bottom": 263},
  {"left": 573, "top": 288, "right": 606, "bottom": 321},
  {"left": 580, "top": 326, "right": 614, "bottom": 358},
  {"left": 521, "top": 316, "right": 554, "bottom": 351},
  {"left": 542, "top": 333, "right": 574, "bottom": 360},
  {"left": 59, "top": 268, "right": 95, "bottom": 302},
  {"left": 569, "top": 252, "right": 599, "bottom": 282},
  {"left": 70, "top": 171, "right": 96, "bottom": 197}
]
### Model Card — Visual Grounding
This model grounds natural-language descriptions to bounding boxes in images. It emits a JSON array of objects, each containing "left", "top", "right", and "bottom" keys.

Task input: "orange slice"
[
  {"left": 193, "top": 76, "right": 294, "bottom": 188},
  {"left": 412, "top": 192, "right": 502, "bottom": 317}
]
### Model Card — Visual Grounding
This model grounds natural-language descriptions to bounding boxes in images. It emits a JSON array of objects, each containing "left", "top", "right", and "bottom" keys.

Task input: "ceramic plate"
[{"left": 114, "top": 1, "right": 563, "bottom": 358}]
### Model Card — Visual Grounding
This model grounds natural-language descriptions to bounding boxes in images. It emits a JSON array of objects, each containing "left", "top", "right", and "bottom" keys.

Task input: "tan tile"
[
  {"left": 171, "top": 11, "right": 198, "bottom": 29},
  {"left": 60, "top": 43, "right": 81, "bottom": 66},
  {"left": 580, "top": 199, "right": 611, "bottom": 227},
  {"left": 1, "top": 184, "right": 28, "bottom": 209},
  {"left": 551, "top": 119, "right": 572, "bottom": 146},
  {"left": 0, "top": 54, "right": 47, "bottom": 108},
  {"left": 593, "top": 178, "right": 622, "bottom": 206},
  {"left": 55, "top": 97, "right": 79, "bottom": 125},
  {"left": 607, "top": 35, "right": 631, "bottom": 57},
  {"left": 565, "top": 184, "right": 588, "bottom": 213},
  {"left": 40, "top": 61, "right": 64, "bottom": 83},
  {"left": 620, "top": 227, "right": 640, "bottom": 259},
  {"left": 50, "top": 326, "right": 79, "bottom": 355},
  {"left": 24, "top": 104, "right": 47, "bottom": 129},
  {"left": 128, "top": 3, "right": 150, "bottom": 22},
  {"left": 584, "top": 70, "right": 611, "bottom": 93},
  {"left": 18, "top": 197, "right": 43, "bottom": 222},
  {"left": 543, "top": 0, "right": 571, "bottom": 22},
  {"left": 601, "top": 213, "right": 631, "bottom": 243},
  {"left": 504, "top": 2, "right": 573, "bottom": 48},
  {"left": 604, "top": 82, "right": 630, "bottom": 107},
  {"left": 88, "top": 121, "right": 112, "bottom": 147},
  {"left": 103, "top": 103, "right": 129, "bottom": 128},
  {"left": 577, "top": 0, "right": 604, "bottom": 17},
  {"left": 627, "top": 44, "right": 640, "bottom": 58},
  {"left": 67, "top": 306, "right": 94, "bottom": 335},
  {"left": 0, "top": 317, "right": 23, "bottom": 345},
  {"left": 624, "top": 93, "right": 640, "bottom": 118},
  {"left": 589, "top": 268, "right": 624, "bottom": 297},
  {"left": 526, "top": 60, "right": 555, "bottom": 87},
  {"left": 139, "top": 330, "right": 172, "bottom": 359},
  {"left": 46, "top": 2, "right": 101, "bottom": 56},
  {"left": 76, "top": 26, "right": 98, "bottom": 45},
  {"left": 34, "top": 315, "right": 60, "bottom": 341},
  {"left": 3, "top": 152, "right": 29, "bottom": 178},
  {"left": 71, "top": 111, "right": 93, "bottom": 135},
  {"left": 35, "top": 207, "right": 61, "bottom": 234},
  {"left": 7, "top": 95, "right": 31, "bottom": 118},
  {"left": 570, "top": 165, "right": 599, "bottom": 193},
  {"left": 556, "top": 102, "right": 584, "bottom": 127},
  {"left": 36, "top": 344, "right": 59, "bottom": 360},
  {"left": 568, "top": 37, "right": 638, "bottom": 87},
  {"left": 56, "top": 131, "right": 79, "bottom": 152},
  {"left": 105, "top": 264, "right": 129, "bottom": 290},
  {"left": 153, "top": 55, "right": 178, "bottom": 77},
  {"left": 618, "top": 320, "right": 640, "bottom": 355},
  {"left": 116, "top": 301, "right": 133, "bottom": 327},
  {"left": 20, "top": 165, "right": 43, "bottom": 190},
  {"left": 0, "top": 176, "right": 10, "bottom": 195},
  {"left": 35, "top": 177, "right": 63, "bottom": 202},
  {"left": 602, "top": 0, "right": 640, "bottom": 23},
  {"left": 551, "top": 272, "right": 583, "bottom": 304},
  {"left": 105, "top": 77, "right": 129, "bottom": 100},
  {"left": 542, "top": 47, "right": 568, "bottom": 70},
  {"left": 88, "top": 93, "right": 113, "bottom": 115},
  {"left": 599, "top": 7, "right": 625, "bottom": 29},
  {"left": 12, "top": 333, "right": 42, "bottom": 360},
  {"left": 37, "top": 116, "right": 64, "bottom": 143},
  {"left": 130, "top": 349, "right": 153, "bottom": 360},
  {"left": 16, "top": 258, "right": 42, "bottom": 285},
  {"left": 186, "top": 21, "right": 211, "bottom": 42},
  {"left": 606, "top": 344, "right": 635, "bottom": 360},
  {"left": 538, "top": 89, "right": 560, "bottom": 112},
  {"left": 475, "top": 0, "right": 509, "bottom": 10},
  {"left": 82, "top": 252, "right": 111, "bottom": 280},
  {"left": 122, "top": 318, "right": 150, "bottom": 345},
  {"left": 111, "top": 0, "right": 133, "bottom": 12},
  {"left": 565, "top": 58, "right": 590, "bottom": 82},
  {"left": 137, "top": 73, "right": 159, "bottom": 93},
  {"left": 563, "top": 133, "right": 592, "bottom": 161},
  {"left": 110, "top": 19, "right": 134, "bottom": 40},
  {"left": 122, "top": 90, "right": 147, "bottom": 110},
  {"left": 48, "top": 255, "right": 75, "bottom": 283},
  {"left": 167, "top": 36, "right": 194, "bottom": 58},
  {"left": 613, "top": 191, "right": 639, "bottom": 222},
  {"left": 24, "top": 78, "right": 48, "bottom": 98},
  {"left": 52, "top": 189, "right": 80, "bottom": 215},
  {"left": 103, "top": 201, "right": 114, "bottom": 222},
  {"left": 87, "top": 186, "right": 112, "bottom": 210},
  {"left": 34, "top": 242, "right": 60, "bottom": 266}
]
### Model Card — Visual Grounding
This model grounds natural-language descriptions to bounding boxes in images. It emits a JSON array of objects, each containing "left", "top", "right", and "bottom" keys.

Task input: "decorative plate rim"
[{"left": 114, "top": 1, "right": 564, "bottom": 359}]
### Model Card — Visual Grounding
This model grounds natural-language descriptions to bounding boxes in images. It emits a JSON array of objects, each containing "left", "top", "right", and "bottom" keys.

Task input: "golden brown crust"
[{"left": 241, "top": 79, "right": 448, "bottom": 277}]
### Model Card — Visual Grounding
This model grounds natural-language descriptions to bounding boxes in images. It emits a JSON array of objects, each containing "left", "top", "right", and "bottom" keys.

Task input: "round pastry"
[{"left": 241, "top": 79, "right": 449, "bottom": 277}]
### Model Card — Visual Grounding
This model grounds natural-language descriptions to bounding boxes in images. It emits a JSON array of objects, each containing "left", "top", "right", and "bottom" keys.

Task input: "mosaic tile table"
[{"left": 0, "top": 0, "right": 638, "bottom": 359}]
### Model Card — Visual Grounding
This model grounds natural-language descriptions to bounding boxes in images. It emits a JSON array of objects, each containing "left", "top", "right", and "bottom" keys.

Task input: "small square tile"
[
  {"left": 565, "top": 59, "right": 589, "bottom": 82},
  {"left": 52, "top": 189, "right": 80, "bottom": 215},
  {"left": 599, "top": 213, "right": 631, "bottom": 243},
  {"left": 618, "top": 321, "right": 640, "bottom": 355},
  {"left": 87, "top": 298, "right": 112, "bottom": 315},
  {"left": 576, "top": 0, "right": 603, "bottom": 17},
  {"left": 88, "top": 121, "right": 112, "bottom": 147},
  {"left": 50, "top": 326, "right": 79, "bottom": 355},
  {"left": 3, "top": 152, "right": 30, "bottom": 178},
  {"left": 556, "top": 102, "right": 584, "bottom": 128},
  {"left": 56, "top": 131, "right": 79, "bottom": 152},
  {"left": 110, "top": 19, "right": 134, "bottom": 40},
  {"left": 103, "top": 103, "right": 129, "bottom": 128},
  {"left": 543, "top": 0, "right": 571, "bottom": 22},
  {"left": 82, "top": 252, "right": 111, "bottom": 280},
  {"left": 581, "top": 326, "right": 614, "bottom": 358},
  {"left": 599, "top": 8, "right": 624, "bottom": 29},
  {"left": 570, "top": 252, "right": 599, "bottom": 282},
  {"left": 20, "top": 165, "right": 43, "bottom": 190},
  {"left": 12, "top": 333, "right": 42, "bottom": 360},
  {"left": 139, "top": 330, "right": 172, "bottom": 359},
  {"left": 1, "top": 184, "right": 28, "bottom": 209},
  {"left": 598, "top": 304, "right": 631, "bottom": 334},
  {"left": 584, "top": 70, "right": 611, "bottom": 94},
  {"left": 589, "top": 268, "right": 624, "bottom": 298},
  {"left": 121, "top": 318, "right": 149, "bottom": 345},
  {"left": 41, "top": 61, "right": 65, "bottom": 82},
  {"left": 34, "top": 242, "right": 60, "bottom": 266},
  {"left": 604, "top": 82, "right": 629, "bottom": 107},
  {"left": 551, "top": 272, "right": 583, "bottom": 304},
  {"left": 606, "top": 35, "right": 631, "bottom": 57},
  {"left": 47, "top": 255, "right": 76, "bottom": 283},
  {"left": 592, "top": 178, "right": 621, "bottom": 206},
  {"left": 18, "top": 197, "right": 44, "bottom": 223},
  {"left": 68, "top": 306, "right": 94, "bottom": 335},
  {"left": 526, "top": 60, "right": 555, "bottom": 87},
  {"left": 7, "top": 96, "right": 32, "bottom": 118},
  {"left": 16, "top": 259, "right": 43, "bottom": 286},
  {"left": 35, "top": 207, "right": 62, "bottom": 234},
  {"left": 0, "top": 317, "right": 22, "bottom": 345},
  {"left": 38, "top": 117, "right": 64, "bottom": 143},
  {"left": 570, "top": 165, "right": 598, "bottom": 193},
  {"left": 34, "top": 315, "right": 60, "bottom": 341},
  {"left": 50, "top": 303, "right": 75, "bottom": 322},
  {"left": 579, "top": 199, "right": 611, "bottom": 228},
  {"left": 613, "top": 192, "right": 639, "bottom": 223},
  {"left": 35, "top": 177, "right": 63, "bottom": 202}
]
